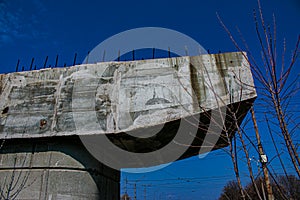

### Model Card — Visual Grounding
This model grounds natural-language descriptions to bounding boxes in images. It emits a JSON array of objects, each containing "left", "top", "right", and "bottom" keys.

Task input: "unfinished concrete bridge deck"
[{"left": 0, "top": 52, "right": 256, "bottom": 199}]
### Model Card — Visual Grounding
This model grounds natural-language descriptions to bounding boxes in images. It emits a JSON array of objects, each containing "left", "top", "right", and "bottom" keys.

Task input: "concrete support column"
[{"left": 0, "top": 136, "right": 120, "bottom": 200}]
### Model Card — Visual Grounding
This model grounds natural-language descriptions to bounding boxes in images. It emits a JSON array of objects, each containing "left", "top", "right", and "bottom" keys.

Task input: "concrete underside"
[
  {"left": 95, "top": 97, "right": 256, "bottom": 167},
  {"left": 112, "top": 98, "right": 254, "bottom": 153},
  {"left": 0, "top": 136, "right": 120, "bottom": 200}
]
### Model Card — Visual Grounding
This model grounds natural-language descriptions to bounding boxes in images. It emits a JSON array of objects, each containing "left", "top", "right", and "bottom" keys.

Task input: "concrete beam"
[{"left": 0, "top": 52, "right": 256, "bottom": 139}]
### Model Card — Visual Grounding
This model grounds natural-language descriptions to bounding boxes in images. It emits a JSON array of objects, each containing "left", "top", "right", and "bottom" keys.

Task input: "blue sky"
[{"left": 0, "top": 0, "right": 299, "bottom": 199}]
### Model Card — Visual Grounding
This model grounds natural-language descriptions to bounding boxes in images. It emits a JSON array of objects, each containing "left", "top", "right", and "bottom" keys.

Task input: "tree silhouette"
[{"left": 219, "top": 175, "right": 300, "bottom": 200}]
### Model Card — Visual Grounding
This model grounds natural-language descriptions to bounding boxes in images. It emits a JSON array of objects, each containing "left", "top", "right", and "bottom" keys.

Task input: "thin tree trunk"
[
  {"left": 271, "top": 94, "right": 300, "bottom": 177},
  {"left": 233, "top": 112, "right": 263, "bottom": 200},
  {"left": 229, "top": 135, "right": 246, "bottom": 200}
]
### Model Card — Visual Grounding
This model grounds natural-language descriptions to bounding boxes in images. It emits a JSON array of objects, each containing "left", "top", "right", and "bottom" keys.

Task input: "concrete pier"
[{"left": 0, "top": 136, "right": 120, "bottom": 200}]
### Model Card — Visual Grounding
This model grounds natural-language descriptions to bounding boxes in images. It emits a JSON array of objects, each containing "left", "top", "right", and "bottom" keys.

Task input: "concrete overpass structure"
[{"left": 0, "top": 52, "right": 256, "bottom": 199}]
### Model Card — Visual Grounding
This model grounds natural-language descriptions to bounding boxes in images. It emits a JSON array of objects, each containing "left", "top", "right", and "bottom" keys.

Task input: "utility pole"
[{"left": 250, "top": 107, "right": 274, "bottom": 200}]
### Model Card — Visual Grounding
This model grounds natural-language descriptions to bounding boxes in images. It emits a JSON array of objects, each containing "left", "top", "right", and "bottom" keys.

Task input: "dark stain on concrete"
[{"left": 189, "top": 63, "right": 201, "bottom": 107}]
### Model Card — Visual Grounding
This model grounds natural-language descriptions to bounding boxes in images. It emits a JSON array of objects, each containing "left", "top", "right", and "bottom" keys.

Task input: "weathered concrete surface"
[
  {"left": 0, "top": 52, "right": 256, "bottom": 139},
  {"left": 0, "top": 136, "right": 120, "bottom": 200}
]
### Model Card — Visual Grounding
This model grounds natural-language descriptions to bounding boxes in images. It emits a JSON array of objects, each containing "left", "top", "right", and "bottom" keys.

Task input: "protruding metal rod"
[
  {"left": 86, "top": 51, "right": 90, "bottom": 64},
  {"left": 185, "top": 46, "right": 188, "bottom": 56},
  {"left": 102, "top": 50, "right": 106, "bottom": 62},
  {"left": 34, "top": 65, "right": 37, "bottom": 70},
  {"left": 73, "top": 53, "right": 77, "bottom": 66},
  {"left": 22, "top": 66, "right": 25, "bottom": 71},
  {"left": 168, "top": 47, "right": 171, "bottom": 58},
  {"left": 118, "top": 50, "right": 120, "bottom": 61},
  {"left": 132, "top": 49, "right": 135, "bottom": 61},
  {"left": 55, "top": 54, "right": 59, "bottom": 67},
  {"left": 152, "top": 48, "right": 155, "bottom": 59},
  {"left": 43, "top": 56, "right": 48, "bottom": 68},
  {"left": 29, "top": 57, "right": 34, "bottom": 70},
  {"left": 15, "top": 59, "right": 20, "bottom": 72}
]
